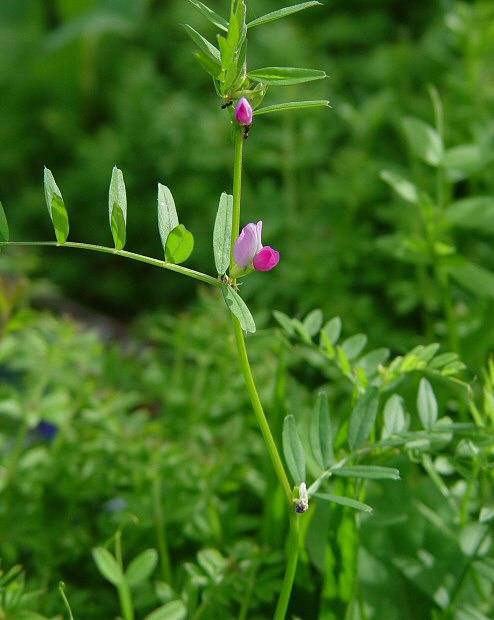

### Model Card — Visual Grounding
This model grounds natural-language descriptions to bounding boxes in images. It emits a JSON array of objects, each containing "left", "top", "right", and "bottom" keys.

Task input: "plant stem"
[
  {"left": 0, "top": 241, "right": 220, "bottom": 288},
  {"left": 229, "top": 119, "right": 297, "bottom": 620},
  {"left": 115, "top": 530, "right": 134, "bottom": 620},
  {"left": 230, "top": 128, "right": 244, "bottom": 272},
  {"left": 272, "top": 513, "right": 300, "bottom": 620},
  {"left": 232, "top": 316, "right": 292, "bottom": 506}
]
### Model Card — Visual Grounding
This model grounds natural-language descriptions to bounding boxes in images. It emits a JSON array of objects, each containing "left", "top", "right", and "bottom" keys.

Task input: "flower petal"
[
  {"left": 234, "top": 223, "right": 258, "bottom": 268},
  {"left": 234, "top": 97, "right": 253, "bottom": 126},
  {"left": 253, "top": 246, "right": 280, "bottom": 271}
]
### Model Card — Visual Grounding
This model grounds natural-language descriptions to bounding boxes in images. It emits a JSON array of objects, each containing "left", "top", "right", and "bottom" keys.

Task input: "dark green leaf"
[
  {"left": 187, "top": 0, "right": 228, "bottom": 31},
  {"left": 193, "top": 50, "right": 222, "bottom": 78},
  {"left": 248, "top": 2, "right": 322, "bottom": 28},
  {"left": 44, "top": 167, "right": 69, "bottom": 244},
  {"left": 222, "top": 284, "right": 256, "bottom": 333},
  {"left": 92, "top": 548, "right": 124, "bottom": 586},
  {"left": 213, "top": 192, "right": 232, "bottom": 275},
  {"left": 158, "top": 183, "right": 179, "bottom": 252},
  {"left": 309, "top": 392, "right": 334, "bottom": 470},
  {"left": 254, "top": 100, "right": 330, "bottom": 115},
  {"left": 248, "top": 67, "right": 327, "bottom": 86},
  {"left": 165, "top": 225, "right": 194, "bottom": 264},
  {"left": 125, "top": 549, "right": 158, "bottom": 587},
  {"left": 348, "top": 386, "right": 379, "bottom": 450},
  {"left": 183, "top": 24, "right": 220, "bottom": 65},
  {"left": 417, "top": 378, "right": 437, "bottom": 430},
  {"left": 0, "top": 200, "right": 8, "bottom": 242},
  {"left": 282, "top": 414, "right": 305, "bottom": 484},
  {"left": 315, "top": 493, "right": 373, "bottom": 513},
  {"left": 332, "top": 465, "right": 400, "bottom": 480},
  {"left": 108, "top": 166, "right": 127, "bottom": 249},
  {"left": 402, "top": 117, "right": 443, "bottom": 166}
]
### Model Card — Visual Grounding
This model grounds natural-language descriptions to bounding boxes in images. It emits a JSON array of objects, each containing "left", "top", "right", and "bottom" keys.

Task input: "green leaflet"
[
  {"left": 315, "top": 493, "right": 373, "bottom": 513},
  {"left": 44, "top": 167, "right": 69, "bottom": 244},
  {"left": 309, "top": 392, "right": 334, "bottom": 471},
  {"left": 92, "top": 547, "right": 124, "bottom": 586},
  {"left": 380, "top": 169, "right": 420, "bottom": 204},
  {"left": 348, "top": 386, "right": 379, "bottom": 450},
  {"left": 221, "top": 284, "right": 256, "bottom": 333},
  {"left": 254, "top": 99, "right": 330, "bottom": 115},
  {"left": 183, "top": 24, "right": 221, "bottom": 65},
  {"left": 248, "top": 67, "right": 327, "bottom": 86},
  {"left": 402, "top": 116, "right": 444, "bottom": 167},
  {"left": 157, "top": 183, "right": 179, "bottom": 252},
  {"left": 143, "top": 601, "right": 187, "bottom": 620},
  {"left": 417, "top": 378, "right": 437, "bottom": 430},
  {"left": 108, "top": 166, "right": 127, "bottom": 250},
  {"left": 125, "top": 549, "right": 158, "bottom": 587},
  {"left": 187, "top": 0, "right": 228, "bottom": 31},
  {"left": 332, "top": 466, "right": 401, "bottom": 480},
  {"left": 213, "top": 192, "right": 233, "bottom": 275},
  {"left": 165, "top": 225, "right": 194, "bottom": 264},
  {"left": 248, "top": 2, "right": 322, "bottom": 28},
  {"left": 282, "top": 414, "right": 306, "bottom": 484}
]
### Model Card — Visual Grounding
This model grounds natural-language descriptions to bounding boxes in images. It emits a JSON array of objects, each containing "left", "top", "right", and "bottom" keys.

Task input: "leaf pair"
[{"left": 92, "top": 546, "right": 158, "bottom": 587}]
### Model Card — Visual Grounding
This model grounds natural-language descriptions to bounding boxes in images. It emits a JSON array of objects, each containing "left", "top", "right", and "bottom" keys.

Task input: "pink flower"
[
  {"left": 234, "top": 221, "right": 280, "bottom": 272},
  {"left": 234, "top": 97, "right": 253, "bottom": 126}
]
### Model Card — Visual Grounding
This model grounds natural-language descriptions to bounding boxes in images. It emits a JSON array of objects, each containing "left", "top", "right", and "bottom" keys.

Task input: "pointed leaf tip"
[
  {"left": 221, "top": 284, "right": 256, "bottom": 333},
  {"left": 44, "top": 167, "right": 69, "bottom": 244},
  {"left": 0, "top": 200, "right": 9, "bottom": 243},
  {"left": 109, "top": 166, "right": 127, "bottom": 250}
]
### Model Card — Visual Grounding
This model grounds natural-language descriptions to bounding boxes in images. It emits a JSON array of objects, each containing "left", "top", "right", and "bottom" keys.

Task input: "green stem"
[
  {"left": 230, "top": 128, "right": 244, "bottom": 272},
  {"left": 115, "top": 530, "right": 134, "bottom": 620},
  {"left": 232, "top": 316, "right": 292, "bottom": 506},
  {"left": 0, "top": 241, "right": 220, "bottom": 288},
  {"left": 229, "top": 118, "right": 297, "bottom": 620},
  {"left": 272, "top": 514, "right": 300, "bottom": 620}
]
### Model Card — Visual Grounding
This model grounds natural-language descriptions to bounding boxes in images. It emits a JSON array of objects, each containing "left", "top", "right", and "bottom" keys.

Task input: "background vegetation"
[{"left": 1, "top": 1, "right": 494, "bottom": 619}]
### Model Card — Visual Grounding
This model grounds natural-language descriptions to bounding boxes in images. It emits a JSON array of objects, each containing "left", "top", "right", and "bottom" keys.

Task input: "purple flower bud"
[
  {"left": 234, "top": 97, "right": 253, "bottom": 126},
  {"left": 233, "top": 220, "right": 279, "bottom": 272},
  {"left": 253, "top": 246, "right": 280, "bottom": 271}
]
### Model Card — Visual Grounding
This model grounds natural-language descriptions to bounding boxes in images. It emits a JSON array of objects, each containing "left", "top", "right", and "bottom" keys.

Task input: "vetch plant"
[{"left": 1, "top": 2, "right": 490, "bottom": 620}]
